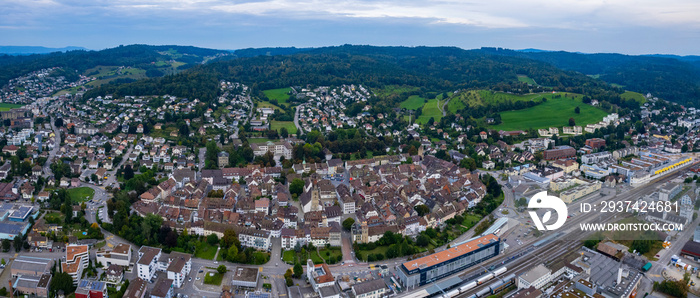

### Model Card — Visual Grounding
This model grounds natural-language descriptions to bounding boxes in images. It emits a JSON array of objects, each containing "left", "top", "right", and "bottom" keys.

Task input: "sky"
[{"left": 2, "top": 0, "right": 700, "bottom": 55}]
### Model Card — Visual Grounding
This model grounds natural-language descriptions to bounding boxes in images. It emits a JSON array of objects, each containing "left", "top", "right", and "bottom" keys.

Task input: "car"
[
  {"left": 189, "top": 277, "right": 192, "bottom": 282},
  {"left": 214, "top": 261, "right": 218, "bottom": 264},
  {"left": 196, "top": 277, "right": 201, "bottom": 281},
  {"left": 199, "top": 270, "right": 204, "bottom": 273}
]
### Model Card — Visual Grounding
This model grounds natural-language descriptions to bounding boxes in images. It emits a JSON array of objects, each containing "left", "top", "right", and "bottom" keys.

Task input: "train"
[{"left": 434, "top": 267, "right": 514, "bottom": 298}]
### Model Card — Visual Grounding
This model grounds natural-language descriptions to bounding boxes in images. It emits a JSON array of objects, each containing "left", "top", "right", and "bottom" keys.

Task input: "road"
[
  {"left": 293, "top": 104, "right": 303, "bottom": 136},
  {"left": 43, "top": 116, "right": 62, "bottom": 176}
]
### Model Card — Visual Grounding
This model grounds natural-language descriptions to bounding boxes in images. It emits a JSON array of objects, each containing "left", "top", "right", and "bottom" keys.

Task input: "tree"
[
  {"left": 416, "top": 234, "right": 430, "bottom": 247},
  {"left": 221, "top": 229, "right": 239, "bottom": 249},
  {"left": 342, "top": 218, "right": 355, "bottom": 231},
  {"left": 568, "top": 118, "right": 576, "bottom": 126},
  {"left": 574, "top": 106, "right": 580, "bottom": 114},
  {"left": 54, "top": 118, "right": 64, "bottom": 127},
  {"left": 13, "top": 235, "right": 21, "bottom": 252},
  {"left": 123, "top": 165, "right": 134, "bottom": 180},
  {"left": 289, "top": 178, "right": 304, "bottom": 197},
  {"left": 207, "top": 234, "right": 219, "bottom": 246},
  {"left": 50, "top": 272, "right": 76, "bottom": 295},
  {"left": 293, "top": 262, "right": 303, "bottom": 278},
  {"left": 280, "top": 127, "right": 289, "bottom": 139},
  {"left": 217, "top": 264, "right": 227, "bottom": 274},
  {"left": 226, "top": 245, "right": 238, "bottom": 262},
  {"left": 414, "top": 204, "right": 430, "bottom": 216},
  {"left": 104, "top": 142, "right": 112, "bottom": 154},
  {"left": 2, "top": 239, "right": 10, "bottom": 252}
]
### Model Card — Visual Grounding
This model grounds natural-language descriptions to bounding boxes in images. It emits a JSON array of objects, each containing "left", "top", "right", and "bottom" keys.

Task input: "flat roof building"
[
  {"left": 11, "top": 256, "right": 52, "bottom": 278},
  {"left": 231, "top": 267, "right": 259, "bottom": 288},
  {"left": 12, "top": 273, "right": 51, "bottom": 298},
  {"left": 397, "top": 234, "right": 500, "bottom": 288}
]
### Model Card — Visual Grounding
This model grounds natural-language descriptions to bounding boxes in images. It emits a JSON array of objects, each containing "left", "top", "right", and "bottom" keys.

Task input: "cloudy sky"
[{"left": 2, "top": 0, "right": 700, "bottom": 55}]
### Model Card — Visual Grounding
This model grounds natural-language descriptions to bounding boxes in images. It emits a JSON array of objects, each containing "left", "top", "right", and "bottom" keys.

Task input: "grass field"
[
  {"left": 271, "top": 121, "right": 297, "bottom": 134},
  {"left": 0, "top": 103, "right": 24, "bottom": 111},
  {"left": 204, "top": 271, "right": 224, "bottom": 285},
  {"left": 517, "top": 75, "right": 536, "bottom": 85},
  {"left": 416, "top": 98, "right": 443, "bottom": 125},
  {"left": 194, "top": 242, "right": 218, "bottom": 260},
  {"left": 263, "top": 88, "right": 292, "bottom": 104},
  {"left": 256, "top": 101, "right": 285, "bottom": 112},
  {"left": 67, "top": 187, "right": 94, "bottom": 203},
  {"left": 492, "top": 94, "right": 608, "bottom": 131},
  {"left": 400, "top": 95, "right": 426, "bottom": 110},
  {"left": 83, "top": 65, "right": 147, "bottom": 87},
  {"left": 621, "top": 91, "right": 646, "bottom": 104}
]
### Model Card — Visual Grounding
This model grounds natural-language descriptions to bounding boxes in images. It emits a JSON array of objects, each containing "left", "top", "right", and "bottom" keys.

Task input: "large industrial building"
[{"left": 397, "top": 234, "right": 500, "bottom": 288}]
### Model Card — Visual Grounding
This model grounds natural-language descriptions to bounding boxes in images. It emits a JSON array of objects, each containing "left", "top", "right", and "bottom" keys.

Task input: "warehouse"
[{"left": 397, "top": 234, "right": 500, "bottom": 288}]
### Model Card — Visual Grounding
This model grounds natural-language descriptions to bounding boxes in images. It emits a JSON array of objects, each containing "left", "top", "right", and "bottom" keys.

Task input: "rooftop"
[
  {"left": 11, "top": 256, "right": 52, "bottom": 274},
  {"left": 232, "top": 267, "right": 259, "bottom": 282},
  {"left": 151, "top": 278, "right": 173, "bottom": 298},
  {"left": 122, "top": 278, "right": 148, "bottom": 298},
  {"left": 352, "top": 279, "right": 387, "bottom": 296},
  {"left": 520, "top": 264, "right": 550, "bottom": 284},
  {"left": 66, "top": 245, "right": 88, "bottom": 263},
  {"left": 402, "top": 234, "right": 498, "bottom": 271}
]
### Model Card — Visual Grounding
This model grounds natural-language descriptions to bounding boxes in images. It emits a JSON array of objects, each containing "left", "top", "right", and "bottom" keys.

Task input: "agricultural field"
[
  {"left": 270, "top": 121, "right": 297, "bottom": 134},
  {"left": 399, "top": 95, "right": 426, "bottom": 110},
  {"left": 263, "top": 88, "right": 292, "bottom": 104},
  {"left": 621, "top": 91, "right": 646, "bottom": 104},
  {"left": 517, "top": 75, "right": 536, "bottom": 85},
  {"left": 416, "top": 98, "right": 442, "bottom": 125},
  {"left": 375, "top": 85, "right": 419, "bottom": 98},
  {"left": 492, "top": 94, "right": 608, "bottom": 131},
  {"left": 0, "top": 103, "right": 24, "bottom": 111}
]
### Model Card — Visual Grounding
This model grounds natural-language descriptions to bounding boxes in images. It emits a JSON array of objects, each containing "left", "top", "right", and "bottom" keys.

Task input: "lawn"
[
  {"left": 357, "top": 245, "right": 389, "bottom": 261},
  {"left": 416, "top": 98, "right": 443, "bottom": 125},
  {"left": 283, "top": 250, "right": 296, "bottom": 264},
  {"left": 83, "top": 65, "right": 147, "bottom": 87},
  {"left": 0, "top": 103, "right": 24, "bottom": 111},
  {"left": 248, "top": 138, "right": 275, "bottom": 144},
  {"left": 263, "top": 88, "right": 292, "bottom": 104},
  {"left": 249, "top": 251, "right": 270, "bottom": 265},
  {"left": 44, "top": 212, "right": 64, "bottom": 224},
  {"left": 67, "top": 187, "right": 95, "bottom": 203},
  {"left": 194, "top": 242, "right": 218, "bottom": 260},
  {"left": 399, "top": 95, "right": 426, "bottom": 110},
  {"left": 204, "top": 271, "right": 224, "bottom": 286},
  {"left": 492, "top": 94, "right": 608, "bottom": 131},
  {"left": 517, "top": 75, "right": 536, "bottom": 85},
  {"left": 621, "top": 91, "right": 646, "bottom": 104},
  {"left": 318, "top": 247, "right": 343, "bottom": 263},
  {"left": 271, "top": 121, "right": 298, "bottom": 134}
]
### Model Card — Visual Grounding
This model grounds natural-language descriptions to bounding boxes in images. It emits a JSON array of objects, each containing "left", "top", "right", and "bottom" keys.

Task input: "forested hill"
[
  {"left": 0, "top": 45, "right": 230, "bottom": 87},
  {"left": 477, "top": 48, "right": 700, "bottom": 105},
  {"left": 85, "top": 45, "right": 619, "bottom": 105}
]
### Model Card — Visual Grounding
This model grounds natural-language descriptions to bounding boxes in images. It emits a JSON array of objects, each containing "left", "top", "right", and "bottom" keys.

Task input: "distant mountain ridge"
[{"left": 0, "top": 46, "right": 88, "bottom": 55}]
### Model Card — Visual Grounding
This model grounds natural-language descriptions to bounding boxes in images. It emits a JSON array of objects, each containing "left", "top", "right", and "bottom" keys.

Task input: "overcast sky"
[{"left": 3, "top": 0, "right": 700, "bottom": 55}]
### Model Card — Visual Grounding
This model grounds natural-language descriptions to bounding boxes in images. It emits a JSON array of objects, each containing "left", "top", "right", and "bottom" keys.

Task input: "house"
[
  {"left": 105, "top": 264, "right": 124, "bottom": 284},
  {"left": 218, "top": 151, "right": 229, "bottom": 168}
]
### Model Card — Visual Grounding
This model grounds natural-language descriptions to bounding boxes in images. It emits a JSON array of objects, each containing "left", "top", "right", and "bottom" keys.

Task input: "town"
[{"left": 0, "top": 63, "right": 699, "bottom": 298}]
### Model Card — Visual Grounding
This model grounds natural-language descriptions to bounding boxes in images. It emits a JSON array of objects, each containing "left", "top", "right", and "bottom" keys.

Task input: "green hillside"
[{"left": 492, "top": 94, "right": 608, "bottom": 131}]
